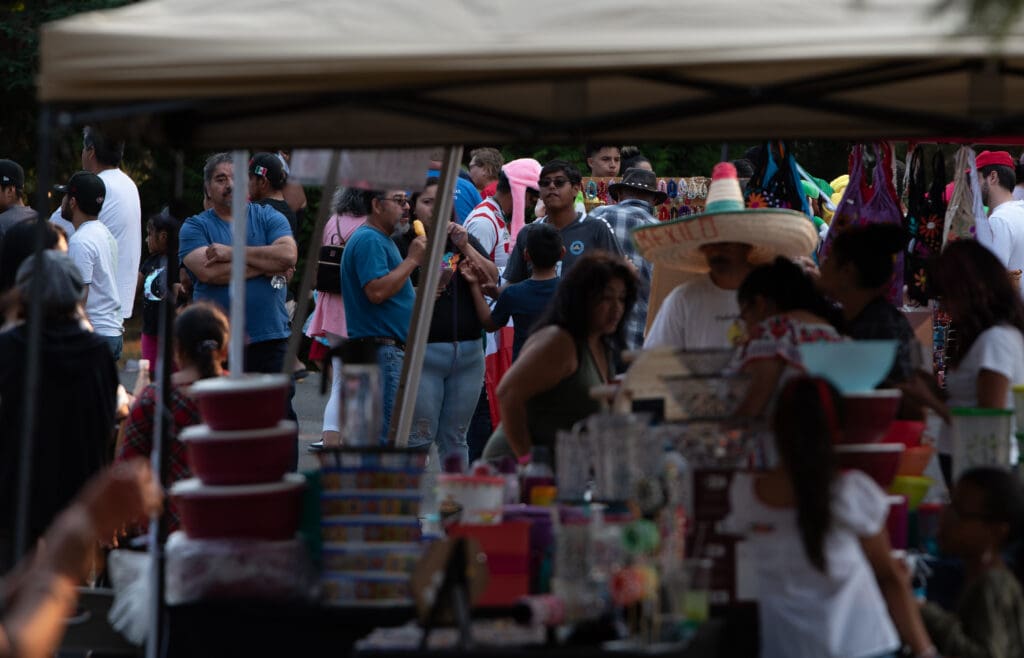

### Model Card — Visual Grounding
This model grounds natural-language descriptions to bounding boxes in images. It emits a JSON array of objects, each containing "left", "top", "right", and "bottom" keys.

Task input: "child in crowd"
[
  {"left": 463, "top": 222, "right": 564, "bottom": 360},
  {"left": 921, "top": 467, "right": 1024, "bottom": 658},
  {"left": 137, "top": 211, "right": 180, "bottom": 364},
  {"left": 724, "top": 376, "right": 933, "bottom": 658}
]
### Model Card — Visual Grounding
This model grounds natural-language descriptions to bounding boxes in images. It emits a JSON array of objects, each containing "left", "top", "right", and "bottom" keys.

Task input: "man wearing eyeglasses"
[
  {"left": 342, "top": 189, "right": 427, "bottom": 444},
  {"left": 503, "top": 160, "right": 623, "bottom": 284}
]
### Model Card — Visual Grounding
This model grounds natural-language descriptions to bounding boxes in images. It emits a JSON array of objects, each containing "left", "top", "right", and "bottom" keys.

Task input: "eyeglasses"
[
  {"left": 538, "top": 177, "right": 571, "bottom": 189},
  {"left": 384, "top": 195, "right": 410, "bottom": 206}
]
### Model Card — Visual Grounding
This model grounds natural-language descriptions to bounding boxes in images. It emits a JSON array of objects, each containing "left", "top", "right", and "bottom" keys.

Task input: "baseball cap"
[
  {"left": 976, "top": 150, "right": 1015, "bottom": 170},
  {"left": 54, "top": 171, "right": 106, "bottom": 216},
  {"left": 249, "top": 152, "right": 287, "bottom": 189},
  {"left": 0, "top": 160, "right": 25, "bottom": 190},
  {"left": 16, "top": 250, "right": 86, "bottom": 316}
]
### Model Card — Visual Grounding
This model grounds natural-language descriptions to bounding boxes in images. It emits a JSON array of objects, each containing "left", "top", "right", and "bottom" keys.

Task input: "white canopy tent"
[
  {"left": 37, "top": 0, "right": 1024, "bottom": 146},
  {"left": 28, "top": 1, "right": 1024, "bottom": 653}
]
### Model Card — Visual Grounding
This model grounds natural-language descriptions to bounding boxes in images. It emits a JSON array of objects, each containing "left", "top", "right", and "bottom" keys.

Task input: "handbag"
[
  {"left": 315, "top": 216, "right": 345, "bottom": 293},
  {"left": 904, "top": 147, "right": 947, "bottom": 305},
  {"left": 744, "top": 141, "right": 811, "bottom": 216},
  {"left": 820, "top": 142, "right": 907, "bottom": 305},
  {"left": 942, "top": 146, "right": 985, "bottom": 247}
]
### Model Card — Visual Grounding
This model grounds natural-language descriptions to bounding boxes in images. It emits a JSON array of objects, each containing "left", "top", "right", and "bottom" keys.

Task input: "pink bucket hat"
[{"left": 501, "top": 158, "right": 542, "bottom": 239}]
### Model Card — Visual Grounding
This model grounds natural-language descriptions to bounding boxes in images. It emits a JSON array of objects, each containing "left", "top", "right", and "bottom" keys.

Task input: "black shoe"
[
  {"left": 307, "top": 440, "right": 325, "bottom": 453},
  {"left": 293, "top": 368, "right": 310, "bottom": 382}
]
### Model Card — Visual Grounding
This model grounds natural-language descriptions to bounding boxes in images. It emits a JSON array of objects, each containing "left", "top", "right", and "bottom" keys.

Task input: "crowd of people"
[{"left": 6, "top": 135, "right": 1024, "bottom": 656}]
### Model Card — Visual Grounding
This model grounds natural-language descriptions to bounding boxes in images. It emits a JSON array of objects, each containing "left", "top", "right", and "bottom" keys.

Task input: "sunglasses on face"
[{"left": 538, "top": 177, "right": 571, "bottom": 189}]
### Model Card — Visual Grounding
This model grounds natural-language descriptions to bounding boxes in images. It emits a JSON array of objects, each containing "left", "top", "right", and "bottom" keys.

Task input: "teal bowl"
[{"left": 797, "top": 340, "right": 898, "bottom": 393}]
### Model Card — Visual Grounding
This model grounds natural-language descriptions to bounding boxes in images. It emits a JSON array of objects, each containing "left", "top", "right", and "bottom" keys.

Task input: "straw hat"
[{"left": 631, "top": 162, "right": 819, "bottom": 273}]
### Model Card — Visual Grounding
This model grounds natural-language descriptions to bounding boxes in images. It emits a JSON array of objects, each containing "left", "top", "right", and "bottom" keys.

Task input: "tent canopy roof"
[{"left": 38, "top": 0, "right": 1024, "bottom": 147}]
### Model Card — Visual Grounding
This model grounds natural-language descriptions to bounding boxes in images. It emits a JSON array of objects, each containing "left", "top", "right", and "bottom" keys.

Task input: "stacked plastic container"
[
  {"left": 165, "top": 374, "right": 308, "bottom": 603},
  {"left": 318, "top": 448, "right": 428, "bottom": 606}
]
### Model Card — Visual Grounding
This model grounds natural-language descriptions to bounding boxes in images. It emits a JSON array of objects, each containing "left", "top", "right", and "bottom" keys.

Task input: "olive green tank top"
[{"left": 483, "top": 340, "right": 607, "bottom": 460}]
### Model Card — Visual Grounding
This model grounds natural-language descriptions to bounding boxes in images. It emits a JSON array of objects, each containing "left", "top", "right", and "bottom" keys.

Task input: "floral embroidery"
[
  {"left": 914, "top": 269, "right": 927, "bottom": 291},
  {"left": 747, "top": 192, "right": 768, "bottom": 209},
  {"left": 919, "top": 217, "right": 940, "bottom": 241}
]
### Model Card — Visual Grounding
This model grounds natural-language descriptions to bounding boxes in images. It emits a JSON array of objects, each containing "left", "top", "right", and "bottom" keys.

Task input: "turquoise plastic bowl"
[{"left": 797, "top": 340, "right": 898, "bottom": 393}]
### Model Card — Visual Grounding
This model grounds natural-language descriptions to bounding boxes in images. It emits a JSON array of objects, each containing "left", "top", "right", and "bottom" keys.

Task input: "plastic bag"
[{"left": 164, "top": 531, "right": 315, "bottom": 605}]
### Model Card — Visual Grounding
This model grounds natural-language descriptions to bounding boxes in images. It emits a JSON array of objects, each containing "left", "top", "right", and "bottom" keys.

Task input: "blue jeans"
[
  {"left": 99, "top": 334, "right": 123, "bottom": 362},
  {"left": 408, "top": 340, "right": 485, "bottom": 468},
  {"left": 378, "top": 344, "right": 405, "bottom": 445}
]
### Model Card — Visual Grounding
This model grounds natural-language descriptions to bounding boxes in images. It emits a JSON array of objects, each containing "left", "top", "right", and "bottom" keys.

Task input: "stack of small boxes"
[{"left": 319, "top": 449, "right": 428, "bottom": 605}]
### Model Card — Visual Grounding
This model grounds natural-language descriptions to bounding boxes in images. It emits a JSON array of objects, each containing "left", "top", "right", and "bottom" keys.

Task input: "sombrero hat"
[{"left": 631, "top": 162, "right": 819, "bottom": 273}]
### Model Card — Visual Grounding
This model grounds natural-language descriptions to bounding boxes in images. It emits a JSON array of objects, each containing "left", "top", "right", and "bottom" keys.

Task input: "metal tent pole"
[
  {"left": 145, "top": 219, "right": 178, "bottom": 658},
  {"left": 229, "top": 150, "right": 249, "bottom": 376},
  {"left": 14, "top": 105, "right": 55, "bottom": 560},
  {"left": 390, "top": 146, "right": 463, "bottom": 446},
  {"left": 283, "top": 151, "right": 341, "bottom": 378}
]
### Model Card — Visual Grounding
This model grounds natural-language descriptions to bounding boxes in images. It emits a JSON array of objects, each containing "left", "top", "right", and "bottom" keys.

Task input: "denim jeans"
[
  {"left": 377, "top": 344, "right": 405, "bottom": 445},
  {"left": 244, "top": 338, "right": 298, "bottom": 469},
  {"left": 99, "top": 334, "right": 123, "bottom": 362},
  {"left": 407, "top": 340, "right": 485, "bottom": 468}
]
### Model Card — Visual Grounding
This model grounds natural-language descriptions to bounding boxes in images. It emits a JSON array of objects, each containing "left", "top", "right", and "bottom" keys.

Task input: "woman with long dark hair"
[
  {"left": 116, "top": 302, "right": 229, "bottom": 531},
  {"left": 725, "top": 376, "right": 934, "bottom": 658},
  {"left": 817, "top": 223, "right": 948, "bottom": 420},
  {"left": 393, "top": 178, "right": 498, "bottom": 467},
  {"left": 482, "top": 252, "right": 637, "bottom": 460},
  {"left": 931, "top": 240, "right": 1024, "bottom": 479},
  {"left": 734, "top": 257, "right": 845, "bottom": 418}
]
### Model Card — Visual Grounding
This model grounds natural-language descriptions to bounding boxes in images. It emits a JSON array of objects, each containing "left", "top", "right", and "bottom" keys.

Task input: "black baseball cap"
[
  {"left": 0, "top": 160, "right": 25, "bottom": 190},
  {"left": 249, "top": 152, "right": 287, "bottom": 189},
  {"left": 54, "top": 171, "right": 106, "bottom": 216}
]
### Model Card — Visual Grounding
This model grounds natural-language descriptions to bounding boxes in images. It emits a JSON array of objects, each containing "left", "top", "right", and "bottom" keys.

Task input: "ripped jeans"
[{"left": 407, "top": 340, "right": 485, "bottom": 468}]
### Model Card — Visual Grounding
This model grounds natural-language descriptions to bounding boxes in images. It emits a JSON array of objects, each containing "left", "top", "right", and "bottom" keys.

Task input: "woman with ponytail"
[
  {"left": 733, "top": 257, "right": 845, "bottom": 418},
  {"left": 724, "top": 376, "right": 934, "bottom": 658},
  {"left": 116, "top": 303, "right": 229, "bottom": 531}
]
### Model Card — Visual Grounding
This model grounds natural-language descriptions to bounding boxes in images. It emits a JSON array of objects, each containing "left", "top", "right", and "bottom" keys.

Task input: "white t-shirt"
[
  {"left": 68, "top": 220, "right": 122, "bottom": 337},
  {"left": 724, "top": 470, "right": 900, "bottom": 658},
  {"left": 48, "top": 208, "right": 75, "bottom": 239},
  {"left": 464, "top": 197, "right": 511, "bottom": 269},
  {"left": 940, "top": 324, "right": 1024, "bottom": 453},
  {"left": 976, "top": 200, "right": 1024, "bottom": 278},
  {"left": 97, "top": 168, "right": 142, "bottom": 319},
  {"left": 644, "top": 275, "right": 740, "bottom": 349}
]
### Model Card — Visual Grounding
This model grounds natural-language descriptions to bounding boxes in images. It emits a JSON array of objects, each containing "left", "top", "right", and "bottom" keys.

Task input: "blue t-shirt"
[
  {"left": 491, "top": 277, "right": 560, "bottom": 359},
  {"left": 341, "top": 225, "right": 414, "bottom": 343},
  {"left": 178, "top": 205, "right": 292, "bottom": 343},
  {"left": 427, "top": 169, "right": 482, "bottom": 224}
]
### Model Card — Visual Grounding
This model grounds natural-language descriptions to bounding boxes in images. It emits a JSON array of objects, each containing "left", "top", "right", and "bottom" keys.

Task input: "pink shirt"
[{"left": 306, "top": 213, "right": 365, "bottom": 339}]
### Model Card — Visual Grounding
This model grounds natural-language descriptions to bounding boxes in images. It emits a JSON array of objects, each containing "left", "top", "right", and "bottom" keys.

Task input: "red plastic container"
[
  {"left": 447, "top": 521, "right": 531, "bottom": 606},
  {"left": 190, "top": 374, "right": 289, "bottom": 430},
  {"left": 171, "top": 474, "right": 305, "bottom": 540},
  {"left": 886, "top": 495, "right": 909, "bottom": 549},
  {"left": 839, "top": 390, "right": 902, "bottom": 444},
  {"left": 897, "top": 444, "right": 936, "bottom": 477},
  {"left": 880, "top": 420, "right": 926, "bottom": 447},
  {"left": 835, "top": 443, "right": 905, "bottom": 487},
  {"left": 179, "top": 421, "right": 297, "bottom": 485}
]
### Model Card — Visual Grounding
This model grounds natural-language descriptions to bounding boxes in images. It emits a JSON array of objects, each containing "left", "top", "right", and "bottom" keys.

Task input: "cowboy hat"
[
  {"left": 631, "top": 162, "right": 819, "bottom": 273},
  {"left": 609, "top": 168, "right": 668, "bottom": 204}
]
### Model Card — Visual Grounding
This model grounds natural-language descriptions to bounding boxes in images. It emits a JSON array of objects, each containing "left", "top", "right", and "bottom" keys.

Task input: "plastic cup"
[{"left": 951, "top": 407, "right": 1014, "bottom": 479}]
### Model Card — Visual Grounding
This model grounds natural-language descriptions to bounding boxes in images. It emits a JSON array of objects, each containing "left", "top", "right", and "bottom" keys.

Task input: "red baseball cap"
[{"left": 975, "top": 150, "right": 1015, "bottom": 169}]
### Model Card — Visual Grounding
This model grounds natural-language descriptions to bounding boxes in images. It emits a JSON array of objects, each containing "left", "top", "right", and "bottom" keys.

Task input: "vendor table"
[
  {"left": 164, "top": 602, "right": 414, "bottom": 657},
  {"left": 156, "top": 604, "right": 730, "bottom": 658}
]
